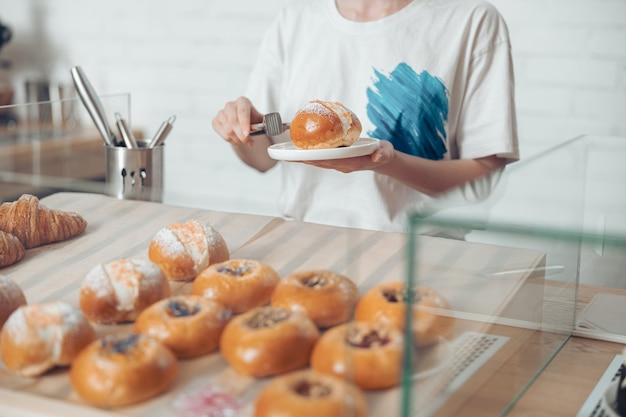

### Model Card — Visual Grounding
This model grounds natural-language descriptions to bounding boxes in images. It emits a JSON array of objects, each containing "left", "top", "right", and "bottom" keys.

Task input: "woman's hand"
[
  {"left": 301, "top": 140, "right": 396, "bottom": 172},
  {"left": 212, "top": 96, "right": 264, "bottom": 146},
  {"left": 211, "top": 97, "right": 277, "bottom": 172}
]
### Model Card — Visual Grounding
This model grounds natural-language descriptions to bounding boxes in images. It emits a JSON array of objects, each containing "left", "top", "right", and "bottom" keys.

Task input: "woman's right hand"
[{"left": 212, "top": 96, "right": 265, "bottom": 146}]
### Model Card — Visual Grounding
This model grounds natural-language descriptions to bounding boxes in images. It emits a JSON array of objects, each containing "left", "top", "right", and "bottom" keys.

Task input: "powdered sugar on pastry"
[
  {"left": 80, "top": 258, "right": 170, "bottom": 324},
  {"left": 149, "top": 219, "right": 230, "bottom": 281},
  {"left": 0, "top": 301, "right": 95, "bottom": 377}
]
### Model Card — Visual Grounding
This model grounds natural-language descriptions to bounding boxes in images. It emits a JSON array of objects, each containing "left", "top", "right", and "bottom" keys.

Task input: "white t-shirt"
[{"left": 245, "top": 0, "right": 519, "bottom": 233}]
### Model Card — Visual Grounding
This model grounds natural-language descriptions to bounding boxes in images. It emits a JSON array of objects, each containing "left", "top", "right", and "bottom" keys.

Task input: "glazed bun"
[
  {"left": 254, "top": 369, "right": 368, "bottom": 417},
  {"left": 310, "top": 320, "right": 403, "bottom": 390},
  {"left": 79, "top": 258, "right": 171, "bottom": 324},
  {"left": 271, "top": 269, "right": 359, "bottom": 328},
  {"left": 290, "top": 100, "right": 362, "bottom": 150},
  {"left": 354, "top": 281, "right": 454, "bottom": 347},
  {"left": 70, "top": 333, "right": 178, "bottom": 407},
  {"left": 0, "top": 274, "right": 27, "bottom": 329},
  {"left": 134, "top": 295, "right": 232, "bottom": 359},
  {"left": 0, "top": 301, "right": 96, "bottom": 377},
  {"left": 192, "top": 259, "right": 280, "bottom": 314},
  {"left": 220, "top": 306, "right": 319, "bottom": 377},
  {"left": 148, "top": 219, "right": 230, "bottom": 281}
]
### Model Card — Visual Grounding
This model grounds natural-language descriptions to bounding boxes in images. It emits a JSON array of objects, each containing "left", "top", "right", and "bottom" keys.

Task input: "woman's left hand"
[{"left": 301, "top": 140, "right": 395, "bottom": 173}]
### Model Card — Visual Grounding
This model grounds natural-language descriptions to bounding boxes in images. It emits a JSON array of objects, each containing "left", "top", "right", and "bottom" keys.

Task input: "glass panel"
[
  {"left": 403, "top": 135, "right": 626, "bottom": 416},
  {"left": 0, "top": 93, "right": 130, "bottom": 201}
]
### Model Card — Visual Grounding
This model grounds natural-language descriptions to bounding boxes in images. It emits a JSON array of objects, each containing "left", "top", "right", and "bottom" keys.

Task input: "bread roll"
[
  {"left": 70, "top": 333, "right": 178, "bottom": 407},
  {"left": 220, "top": 306, "right": 319, "bottom": 377},
  {"left": 148, "top": 219, "right": 230, "bottom": 281},
  {"left": 0, "top": 274, "right": 26, "bottom": 329},
  {"left": 0, "top": 301, "right": 96, "bottom": 377},
  {"left": 271, "top": 269, "right": 359, "bottom": 328},
  {"left": 310, "top": 320, "right": 403, "bottom": 390},
  {"left": 354, "top": 281, "right": 454, "bottom": 347},
  {"left": 254, "top": 369, "right": 367, "bottom": 417},
  {"left": 192, "top": 259, "right": 280, "bottom": 314},
  {"left": 79, "top": 258, "right": 171, "bottom": 324},
  {"left": 134, "top": 295, "right": 232, "bottom": 359},
  {"left": 290, "top": 100, "right": 362, "bottom": 149}
]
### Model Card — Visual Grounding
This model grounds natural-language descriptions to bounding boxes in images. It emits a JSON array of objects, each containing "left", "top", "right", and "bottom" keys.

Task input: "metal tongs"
[{"left": 250, "top": 112, "right": 290, "bottom": 137}]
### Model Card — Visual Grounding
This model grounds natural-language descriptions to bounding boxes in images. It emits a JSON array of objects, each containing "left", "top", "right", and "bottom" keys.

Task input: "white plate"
[{"left": 267, "top": 138, "right": 380, "bottom": 161}]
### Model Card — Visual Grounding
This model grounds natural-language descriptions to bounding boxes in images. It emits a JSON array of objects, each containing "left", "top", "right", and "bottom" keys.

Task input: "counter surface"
[{"left": 0, "top": 192, "right": 603, "bottom": 417}]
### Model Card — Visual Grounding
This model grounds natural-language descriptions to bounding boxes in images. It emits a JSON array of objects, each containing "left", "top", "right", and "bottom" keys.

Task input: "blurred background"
[{"left": 0, "top": 0, "right": 624, "bottom": 215}]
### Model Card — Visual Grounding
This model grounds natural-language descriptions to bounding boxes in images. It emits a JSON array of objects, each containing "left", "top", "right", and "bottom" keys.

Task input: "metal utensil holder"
[{"left": 105, "top": 141, "right": 163, "bottom": 202}]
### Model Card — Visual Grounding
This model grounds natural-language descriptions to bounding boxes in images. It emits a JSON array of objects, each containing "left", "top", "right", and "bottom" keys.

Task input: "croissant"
[
  {"left": 0, "top": 194, "right": 88, "bottom": 249},
  {"left": 0, "top": 231, "right": 25, "bottom": 268}
]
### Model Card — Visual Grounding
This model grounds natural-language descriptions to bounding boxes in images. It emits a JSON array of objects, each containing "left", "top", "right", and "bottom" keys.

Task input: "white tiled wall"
[{"left": 1, "top": 0, "right": 625, "bottom": 217}]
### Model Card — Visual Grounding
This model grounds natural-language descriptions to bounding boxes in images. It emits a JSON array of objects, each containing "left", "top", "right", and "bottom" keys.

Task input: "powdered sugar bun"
[
  {"left": 0, "top": 301, "right": 96, "bottom": 377},
  {"left": 79, "top": 258, "right": 171, "bottom": 324},
  {"left": 0, "top": 274, "right": 27, "bottom": 329},
  {"left": 148, "top": 219, "right": 230, "bottom": 281},
  {"left": 290, "top": 100, "right": 362, "bottom": 150}
]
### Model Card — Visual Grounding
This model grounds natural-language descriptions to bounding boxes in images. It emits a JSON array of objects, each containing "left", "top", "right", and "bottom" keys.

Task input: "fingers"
[
  {"left": 371, "top": 140, "right": 394, "bottom": 164},
  {"left": 212, "top": 97, "right": 260, "bottom": 146}
]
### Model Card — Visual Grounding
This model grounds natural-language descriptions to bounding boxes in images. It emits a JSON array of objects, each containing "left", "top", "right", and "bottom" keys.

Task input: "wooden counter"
[{"left": 0, "top": 193, "right": 577, "bottom": 417}]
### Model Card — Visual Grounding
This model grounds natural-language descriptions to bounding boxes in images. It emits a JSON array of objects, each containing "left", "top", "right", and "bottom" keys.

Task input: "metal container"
[{"left": 105, "top": 141, "right": 163, "bottom": 202}]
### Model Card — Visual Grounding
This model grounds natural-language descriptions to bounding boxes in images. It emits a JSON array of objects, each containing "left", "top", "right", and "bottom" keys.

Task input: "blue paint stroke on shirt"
[{"left": 367, "top": 63, "right": 448, "bottom": 160}]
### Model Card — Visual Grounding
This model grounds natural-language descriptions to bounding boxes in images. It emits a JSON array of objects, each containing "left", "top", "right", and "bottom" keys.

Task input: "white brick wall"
[{"left": 0, "top": 0, "right": 625, "bottom": 217}]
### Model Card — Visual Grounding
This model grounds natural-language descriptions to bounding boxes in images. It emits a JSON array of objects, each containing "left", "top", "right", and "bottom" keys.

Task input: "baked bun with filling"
[
  {"left": 192, "top": 259, "right": 280, "bottom": 314},
  {"left": 354, "top": 281, "right": 454, "bottom": 347},
  {"left": 0, "top": 301, "right": 96, "bottom": 377},
  {"left": 70, "top": 333, "right": 178, "bottom": 407},
  {"left": 134, "top": 295, "right": 232, "bottom": 359},
  {"left": 254, "top": 369, "right": 367, "bottom": 417},
  {"left": 148, "top": 219, "right": 230, "bottom": 281},
  {"left": 290, "top": 100, "right": 362, "bottom": 149},
  {"left": 220, "top": 306, "right": 319, "bottom": 377},
  {"left": 310, "top": 320, "right": 403, "bottom": 390},
  {"left": 271, "top": 269, "right": 359, "bottom": 328}
]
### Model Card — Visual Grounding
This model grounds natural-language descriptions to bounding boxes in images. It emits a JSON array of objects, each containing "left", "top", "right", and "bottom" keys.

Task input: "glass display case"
[
  {"left": 0, "top": 94, "right": 130, "bottom": 202},
  {"left": 403, "top": 135, "right": 626, "bottom": 417},
  {"left": 1, "top": 120, "right": 625, "bottom": 417}
]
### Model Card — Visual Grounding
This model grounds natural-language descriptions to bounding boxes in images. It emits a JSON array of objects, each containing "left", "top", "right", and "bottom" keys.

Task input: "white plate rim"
[{"left": 267, "top": 137, "right": 380, "bottom": 161}]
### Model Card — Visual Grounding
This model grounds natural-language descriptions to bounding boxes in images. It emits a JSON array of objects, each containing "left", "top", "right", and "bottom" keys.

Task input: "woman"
[{"left": 212, "top": 0, "right": 519, "bottom": 233}]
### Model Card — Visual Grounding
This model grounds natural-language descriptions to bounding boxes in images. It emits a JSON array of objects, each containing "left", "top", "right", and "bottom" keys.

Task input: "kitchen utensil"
[
  {"left": 115, "top": 112, "right": 138, "bottom": 149},
  {"left": 250, "top": 112, "right": 289, "bottom": 137},
  {"left": 70, "top": 66, "right": 117, "bottom": 147},
  {"left": 148, "top": 115, "right": 176, "bottom": 148}
]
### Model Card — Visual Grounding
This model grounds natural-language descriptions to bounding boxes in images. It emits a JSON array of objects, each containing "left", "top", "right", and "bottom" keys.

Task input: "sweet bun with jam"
[
  {"left": 134, "top": 294, "right": 232, "bottom": 359},
  {"left": 253, "top": 369, "right": 367, "bottom": 417},
  {"left": 70, "top": 333, "right": 178, "bottom": 407},
  {"left": 271, "top": 269, "right": 359, "bottom": 328},
  {"left": 354, "top": 281, "right": 454, "bottom": 347}
]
